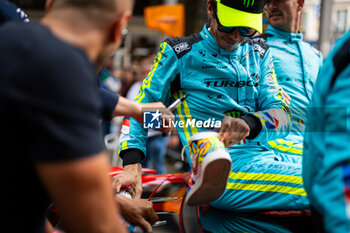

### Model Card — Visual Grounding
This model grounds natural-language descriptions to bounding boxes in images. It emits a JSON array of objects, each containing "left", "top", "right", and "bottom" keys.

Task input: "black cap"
[{"left": 220, "top": 0, "right": 265, "bottom": 14}]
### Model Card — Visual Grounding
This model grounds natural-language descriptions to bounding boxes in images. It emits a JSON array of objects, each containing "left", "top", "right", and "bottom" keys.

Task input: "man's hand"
[
  {"left": 112, "top": 163, "right": 143, "bottom": 198},
  {"left": 219, "top": 116, "right": 250, "bottom": 147},
  {"left": 115, "top": 195, "right": 159, "bottom": 233}
]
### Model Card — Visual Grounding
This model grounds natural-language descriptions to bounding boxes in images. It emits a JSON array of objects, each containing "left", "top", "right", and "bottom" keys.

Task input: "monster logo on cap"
[
  {"left": 244, "top": 0, "right": 256, "bottom": 7},
  {"left": 216, "top": 0, "right": 265, "bottom": 33}
]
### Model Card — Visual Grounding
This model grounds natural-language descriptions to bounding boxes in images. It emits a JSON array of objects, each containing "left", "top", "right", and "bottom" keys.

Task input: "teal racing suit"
[
  {"left": 262, "top": 25, "right": 323, "bottom": 156},
  {"left": 120, "top": 25, "right": 309, "bottom": 211},
  {"left": 303, "top": 30, "right": 350, "bottom": 232}
]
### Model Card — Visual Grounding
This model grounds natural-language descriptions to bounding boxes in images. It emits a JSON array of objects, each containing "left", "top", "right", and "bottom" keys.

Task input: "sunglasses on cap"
[{"left": 214, "top": 11, "right": 257, "bottom": 38}]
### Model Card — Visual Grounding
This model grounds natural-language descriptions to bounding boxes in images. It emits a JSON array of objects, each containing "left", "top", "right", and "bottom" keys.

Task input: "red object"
[
  {"left": 108, "top": 166, "right": 157, "bottom": 176},
  {"left": 122, "top": 118, "right": 130, "bottom": 127}
]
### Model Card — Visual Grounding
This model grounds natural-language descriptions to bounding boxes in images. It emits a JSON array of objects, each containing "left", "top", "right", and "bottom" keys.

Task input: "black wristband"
[
  {"left": 241, "top": 115, "right": 262, "bottom": 140},
  {"left": 119, "top": 148, "right": 144, "bottom": 166}
]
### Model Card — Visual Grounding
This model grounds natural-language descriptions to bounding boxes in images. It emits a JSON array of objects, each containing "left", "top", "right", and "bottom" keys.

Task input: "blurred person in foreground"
[
  {"left": 261, "top": 0, "right": 323, "bottom": 157},
  {"left": 0, "top": 0, "right": 165, "bottom": 232},
  {"left": 303, "top": 30, "right": 350, "bottom": 233},
  {"left": 115, "top": 0, "right": 310, "bottom": 213}
]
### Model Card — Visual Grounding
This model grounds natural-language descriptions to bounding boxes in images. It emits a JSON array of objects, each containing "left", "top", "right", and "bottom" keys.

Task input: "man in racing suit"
[
  {"left": 262, "top": 0, "right": 323, "bottom": 157},
  {"left": 303, "top": 30, "right": 350, "bottom": 233},
  {"left": 114, "top": 0, "right": 309, "bottom": 211}
]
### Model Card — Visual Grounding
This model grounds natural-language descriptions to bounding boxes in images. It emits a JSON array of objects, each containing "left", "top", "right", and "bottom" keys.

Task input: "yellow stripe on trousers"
[
  {"left": 267, "top": 140, "right": 302, "bottom": 155},
  {"left": 226, "top": 182, "right": 307, "bottom": 196},
  {"left": 229, "top": 172, "right": 303, "bottom": 185},
  {"left": 276, "top": 138, "right": 303, "bottom": 148}
]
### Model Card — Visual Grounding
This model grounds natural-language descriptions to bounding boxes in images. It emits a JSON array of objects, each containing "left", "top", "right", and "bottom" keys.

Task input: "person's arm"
[
  {"left": 114, "top": 41, "right": 179, "bottom": 198},
  {"left": 37, "top": 153, "right": 127, "bottom": 233},
  {"left": 114, "top": 96, "right": 173, "bottom": 125},
  {"left": 100, "top": 88, "right": 173, "bottom": 127},
  {"left": 247, "top": 48, "right": 291, "bottom": 143}
]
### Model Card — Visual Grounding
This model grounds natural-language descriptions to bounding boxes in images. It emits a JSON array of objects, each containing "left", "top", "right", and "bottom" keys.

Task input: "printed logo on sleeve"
[
  {"left": 343, "top": 162, "right": 350, "bottom": 218},
  {"left": 174, "top": 42, "right": 190, "bottom": 54}
]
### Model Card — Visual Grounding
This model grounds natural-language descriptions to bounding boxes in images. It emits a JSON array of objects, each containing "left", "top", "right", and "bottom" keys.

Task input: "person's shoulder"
[
  {"left": 0, "top": 22, "right": 84, "bottom": 62},
  {"left": 245, "top": 33, "right": 272, "bottom": 46},
  {"left": 242, "top": 34, "right": 271, "bottom": 59},
  {"left": 0, "top": 21, "right": 29, "bottom": 39},
  {"left": 163, "top": 33, "right": 203, "bottom": 58},
  {"left": 0, "top": 22, "right": 53, "bottom": 66},
  {"left": 1, "top": 22, "right": 94, "bottom": 82},
  {"left": 22, "top": 23, "right": 94, "bottom": 74}
]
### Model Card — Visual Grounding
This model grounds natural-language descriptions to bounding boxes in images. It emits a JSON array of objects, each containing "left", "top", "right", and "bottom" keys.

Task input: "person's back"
[
  {"left": 0, "top": 20, "right": 102, "bottom": 233},
  {"left": 303, "top": 30, "right": 350, "bottom": 233}
]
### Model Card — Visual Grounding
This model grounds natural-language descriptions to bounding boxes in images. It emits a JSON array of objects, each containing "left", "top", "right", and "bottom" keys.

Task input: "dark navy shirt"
[{"left": 0, "top": 21, "right": 104, "bottom": 233}]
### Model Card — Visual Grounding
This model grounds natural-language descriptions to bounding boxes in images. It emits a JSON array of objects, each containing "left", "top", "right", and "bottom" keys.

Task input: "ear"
[
  {"left": 111, "top": 11, "right": 132, "bottom": 43},
  {"left": 45, "top": 0, "right": 54, "bottom": 13},
  {"left": 207, "top": 0, "right": 214, "bottom": 18}
]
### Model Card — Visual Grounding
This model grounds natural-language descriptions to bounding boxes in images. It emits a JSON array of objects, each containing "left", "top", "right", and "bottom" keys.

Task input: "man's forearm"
[
  {"left": 113, "top": 96, "right": 142, "bottom": 121},
  {"left": 36, "top": 153, "right": 127, "bottom": 233}
]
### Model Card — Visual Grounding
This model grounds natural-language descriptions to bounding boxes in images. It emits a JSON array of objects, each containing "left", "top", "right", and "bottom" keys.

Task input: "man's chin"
[
  {"left": 222, "top": 44, "right": 238, "bottom": 51},
  {"left": 269, "top": 19, "right": 285, "bottom": 28},
  {"left": 269, "top": 16, "right": 284, "bottom": 24},
  {"left": 222, "top": 40, "right": 239, "bottom": 49}
]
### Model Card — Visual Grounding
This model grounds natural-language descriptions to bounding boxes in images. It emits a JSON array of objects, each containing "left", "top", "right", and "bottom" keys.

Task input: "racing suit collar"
[
  {"left": 266, "top": 25, "right": 303, "bottom": 42},
  {"left": 200, "top": 24, "right": 241, "bottom": 56}
]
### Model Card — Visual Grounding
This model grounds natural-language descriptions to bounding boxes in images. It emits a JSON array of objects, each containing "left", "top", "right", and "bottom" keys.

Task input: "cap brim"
[{"left": 217, "top": 2, "right": 263, "bottom": 33}]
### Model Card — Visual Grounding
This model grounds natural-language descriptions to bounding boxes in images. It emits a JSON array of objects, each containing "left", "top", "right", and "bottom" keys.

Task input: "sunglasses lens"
[
  {"left": 239, "top": 27, "right": 256, "bottom": 37},
  {"left": 218, "top": 24, "right": 235, "bottom": 33}
]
